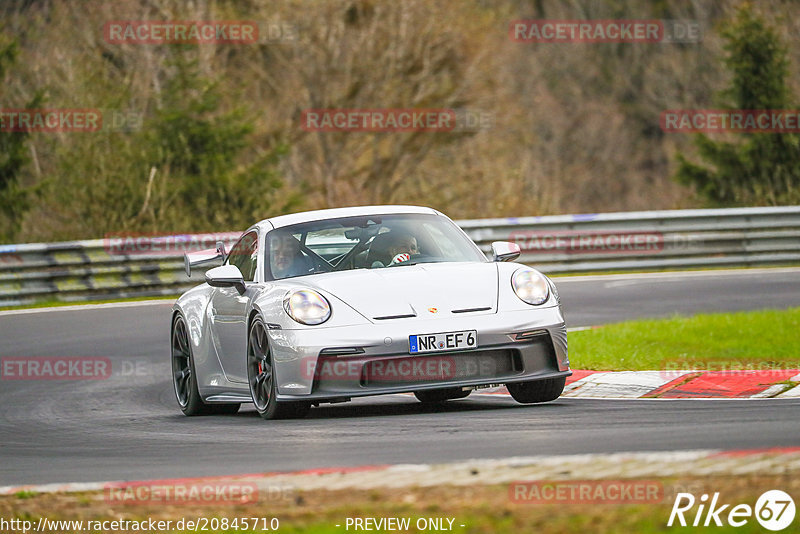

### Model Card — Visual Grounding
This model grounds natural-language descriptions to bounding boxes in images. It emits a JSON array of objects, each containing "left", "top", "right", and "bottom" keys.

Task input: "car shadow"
[{"left": 231, "top": 396, "right": 566, "bottom": 420}]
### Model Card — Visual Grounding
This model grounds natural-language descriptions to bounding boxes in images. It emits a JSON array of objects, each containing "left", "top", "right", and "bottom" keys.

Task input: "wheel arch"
[
  {"left": 170, "top": 309, "right": 182, "bottom": 337},
  {"left": 247, "top": 307, "right": 262, "bottom": 332}
]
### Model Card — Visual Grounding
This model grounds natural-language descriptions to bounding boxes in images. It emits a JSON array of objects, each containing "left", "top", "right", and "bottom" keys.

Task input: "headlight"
[
  {"left": 283, "top": 289, "right": 331, "bottom": 325},
  {"left": 511, "top": 268, "right": 550, "bottom": 306}
]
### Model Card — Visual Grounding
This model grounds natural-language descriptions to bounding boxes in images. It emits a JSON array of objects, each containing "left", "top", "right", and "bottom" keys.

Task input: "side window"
[
  {"left": 227, "top": 231, "right": 258, "bottom": 281},
  {"left": 268, "top": 231, "right": 312, "bottom": 280}
]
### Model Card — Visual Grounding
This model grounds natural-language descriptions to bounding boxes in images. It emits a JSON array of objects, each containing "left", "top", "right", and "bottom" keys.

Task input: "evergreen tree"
[
  {"left": 674, "top": 4, "right": 800, "bottom": 205},
  {"left": 0, "top": 37, "right": 42, "bottom": 241}
]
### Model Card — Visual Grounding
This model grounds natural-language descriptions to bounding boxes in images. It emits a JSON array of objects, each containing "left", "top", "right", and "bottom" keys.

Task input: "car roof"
[{"left": 255, "top": 205, "right": 441, "bottom": 231}]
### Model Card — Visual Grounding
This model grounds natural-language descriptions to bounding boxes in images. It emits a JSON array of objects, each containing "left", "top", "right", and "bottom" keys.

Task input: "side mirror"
[
  {"left": 491, "top": 241, "right": 521, "bottom": 262},
  {"left": 205, "top": 264, "right": 246, "bottom": 294},
  {"left": 184, "top": 248, "right": 224, "bottom": 277}
]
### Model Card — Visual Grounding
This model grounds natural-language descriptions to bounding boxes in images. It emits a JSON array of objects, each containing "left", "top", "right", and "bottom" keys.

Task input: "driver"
[
  {"left": 270, "top": 232, "right": 312, "bottom": 279},
  {"left": 386, "top": 232, "right": 419, "bottom": 265}
]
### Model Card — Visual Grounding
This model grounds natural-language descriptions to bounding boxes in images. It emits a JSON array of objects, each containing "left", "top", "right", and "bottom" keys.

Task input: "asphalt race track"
[{"left": 1, "top": 268, "right": 799, "bottom": 485}]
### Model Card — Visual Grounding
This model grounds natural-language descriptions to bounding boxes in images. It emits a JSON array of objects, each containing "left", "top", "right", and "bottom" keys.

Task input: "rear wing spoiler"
[{"left": 184, "top": 241, "right": 227, "bottom": 277}]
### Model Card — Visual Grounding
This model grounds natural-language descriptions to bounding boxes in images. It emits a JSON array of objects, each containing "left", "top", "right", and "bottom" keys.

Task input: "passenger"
[{"left": 270, "top": 232, "right": 312, "bottom": 279}]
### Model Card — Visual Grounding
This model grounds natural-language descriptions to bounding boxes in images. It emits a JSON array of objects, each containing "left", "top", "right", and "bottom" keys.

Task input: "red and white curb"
[
  {"left": 2, "top": 447, "right": 799, "bottom": 496},
  {"left": 476, "top": 370, "right": 800, "bottom": 399}
]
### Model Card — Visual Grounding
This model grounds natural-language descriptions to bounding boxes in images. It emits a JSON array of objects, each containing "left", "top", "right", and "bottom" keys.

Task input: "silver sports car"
[{"left": 171, "top": 205, "right": 570, "bottom": 419}]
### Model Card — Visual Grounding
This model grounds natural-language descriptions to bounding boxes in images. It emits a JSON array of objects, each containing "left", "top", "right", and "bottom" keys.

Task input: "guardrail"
[
  {"left": 1, "top": 206, "right": 798, "bottom": 307},
  {"left": 0, "top": 232, "right": 241, "bottom": 307},
  {"left": 465, "top": 206, "right": 800, "bottom": 273}
]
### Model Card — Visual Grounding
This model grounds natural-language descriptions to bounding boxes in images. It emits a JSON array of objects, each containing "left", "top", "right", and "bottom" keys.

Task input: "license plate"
[{"left": 409, "top": 330, "right": 477, "bottom": 354}]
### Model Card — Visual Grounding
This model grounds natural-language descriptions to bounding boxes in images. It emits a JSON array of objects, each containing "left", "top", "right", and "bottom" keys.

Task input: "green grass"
[{"left": 570, "top": 307, "right": 800, "bottom": 371}]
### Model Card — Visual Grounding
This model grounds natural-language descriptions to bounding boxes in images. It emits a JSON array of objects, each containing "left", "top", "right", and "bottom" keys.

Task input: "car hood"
[{"left": 303, "top": 262, "right": 499, "bottom": 320}]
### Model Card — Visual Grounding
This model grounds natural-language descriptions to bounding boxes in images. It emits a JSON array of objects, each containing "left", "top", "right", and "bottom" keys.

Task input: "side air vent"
[
  {"left": 514, "top": 330, "right": 548, "bottom": 341},
  {"left": 451, "top": 306, "right": 492, "bottom": 314},
  {"left": 319, "top": 347, "right": 365, "bottom": 356},
  {"left": 373, "top": 313, "right": 416, "bottom": 320}
]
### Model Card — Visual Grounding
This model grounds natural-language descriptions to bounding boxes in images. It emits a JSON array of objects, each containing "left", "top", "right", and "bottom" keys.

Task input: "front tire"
[
  {"left": 507, "top": 376, "right": 566, "bottom": 404},
  {"left": 247, "top": 317, "right": 311, "bottom": 420},
  {"left": 172, "top": 314, "right": 240, "bottom": 416},
  {"left": 414, "top": 387, "right": 471, "bottom": 403}
]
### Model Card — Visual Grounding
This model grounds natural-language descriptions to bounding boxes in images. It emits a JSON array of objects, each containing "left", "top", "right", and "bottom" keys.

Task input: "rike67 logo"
[{"left": 668, "top": 490, "right": 795, "bottom": 531}]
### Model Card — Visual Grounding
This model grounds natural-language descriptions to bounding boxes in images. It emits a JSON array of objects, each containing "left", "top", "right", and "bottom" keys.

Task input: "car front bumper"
[{"left": 269, "top": 306, "right": 569, "bottom": 401}]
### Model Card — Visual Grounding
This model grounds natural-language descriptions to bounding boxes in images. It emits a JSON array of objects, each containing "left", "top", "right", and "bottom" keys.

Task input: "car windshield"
[{"left": 267, "top": 213, "right": 486, "bottom": 280}]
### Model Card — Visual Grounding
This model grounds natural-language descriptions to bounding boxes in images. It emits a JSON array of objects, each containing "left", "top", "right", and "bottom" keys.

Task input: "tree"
[
  {"left": 37, "top": 55, "right": 296, "bottom": 240},
  {"left": 0, "top": 36, "right": 42, "bottom": 241},
  {"left": 673, "top": 4, "right": 800, "bottom": 206},
  {"left": 142, "top": 57, "right": 297, "bottom": 231}
]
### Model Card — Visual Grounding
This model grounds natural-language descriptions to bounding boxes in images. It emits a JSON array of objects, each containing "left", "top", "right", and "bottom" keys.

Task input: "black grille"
[{"left": 360, "top": 349, "right": 519, "bottom": 387}]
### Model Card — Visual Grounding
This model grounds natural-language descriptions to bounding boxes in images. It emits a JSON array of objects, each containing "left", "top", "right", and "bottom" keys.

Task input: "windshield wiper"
[{"left": 387, "top": 258, "right": 443, "bottom": 268}]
